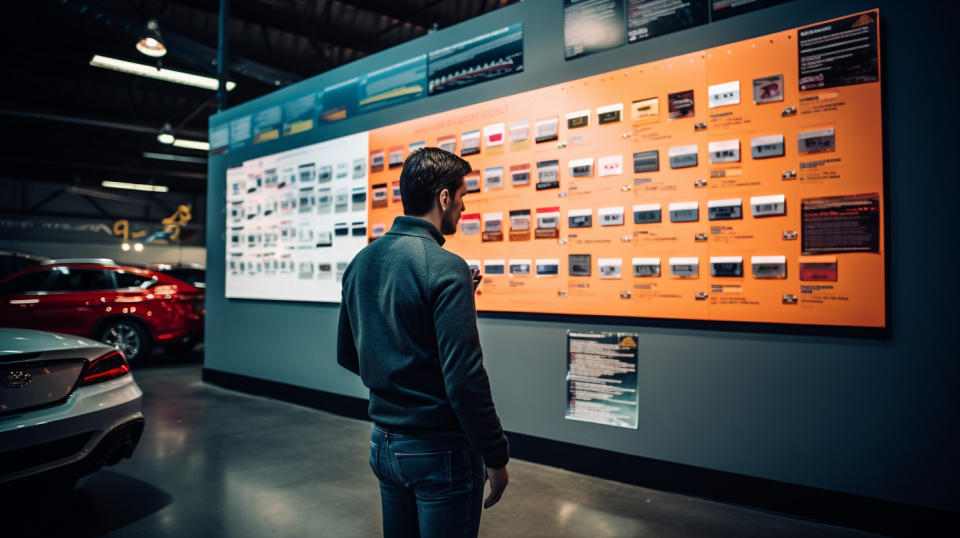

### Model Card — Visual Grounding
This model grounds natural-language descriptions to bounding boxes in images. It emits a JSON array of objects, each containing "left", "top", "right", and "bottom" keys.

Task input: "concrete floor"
[{"left": 5, "top": 349, "right": 882, "bottom": 537}]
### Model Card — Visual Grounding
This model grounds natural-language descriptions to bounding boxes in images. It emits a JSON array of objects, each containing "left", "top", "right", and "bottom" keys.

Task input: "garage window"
[
  {"left": 0, "top": 269, "right": 53, "bottom": 293},
  {"left": 46, "top": 267, "right": 109, "bottom": 292},
  {"left": 114, "top": 271, "right": 157, "bottom": 289}
]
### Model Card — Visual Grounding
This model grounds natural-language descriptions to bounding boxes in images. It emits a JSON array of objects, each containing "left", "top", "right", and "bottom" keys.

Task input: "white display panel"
[{"left": 225, "top": 131, "right": 369, "bottom": 302}]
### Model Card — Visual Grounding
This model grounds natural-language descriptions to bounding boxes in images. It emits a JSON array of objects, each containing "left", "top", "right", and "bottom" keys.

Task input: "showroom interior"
[{"left": 1, "top": 0, "right": 958, "bottom": 536}]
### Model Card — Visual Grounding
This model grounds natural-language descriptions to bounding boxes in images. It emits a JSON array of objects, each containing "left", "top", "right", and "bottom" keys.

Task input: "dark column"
[{"left": 217, "top": 0, "right": 230, "bottom": 111}]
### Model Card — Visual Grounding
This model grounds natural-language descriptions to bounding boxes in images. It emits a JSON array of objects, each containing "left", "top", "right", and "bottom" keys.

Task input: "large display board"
[
  {"left": 367, "top": 10, "right": 884, "bottom": 327},
  {"left": 225, "top": 132, "right": 368, "bottom": 301}
]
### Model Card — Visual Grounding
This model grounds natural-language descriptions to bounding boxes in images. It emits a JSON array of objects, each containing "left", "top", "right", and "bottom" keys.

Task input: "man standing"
[{"left": 337, "top": 147, "right": 509, "bottom": 538}]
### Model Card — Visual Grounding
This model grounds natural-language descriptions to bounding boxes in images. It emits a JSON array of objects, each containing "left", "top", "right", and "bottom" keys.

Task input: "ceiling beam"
[
  {"left": 80, "top": 193, "right": 112, "bottom": 217},
  {"left": 336, "top": 0, "right": 455, "bottom": 29},
  {"left": 375, "top": 0, "right": 447, "bottom": 39},
  {"left": 52, "top": 0, "right": 301, "bottom": 87},
  {"left": 0, "top": 155, "right": 207, "bottom": 181},
  {"left": 1, "top": 50, "right": 255, "bottom": 119},
  {"left": 284, "top": 0, "right": 332, "bottom": 70},
  {"left": 29, "top": 189, "right": 65, "bottom": 213},
  {"left": 1, "top": 174, "right": 207, "bottom": 198},
  {"left": 0, "top": 109, "right": 208, "bottom": 140},
  {"left": 161, "top": 0, "right": 381, "bottom": 55}
]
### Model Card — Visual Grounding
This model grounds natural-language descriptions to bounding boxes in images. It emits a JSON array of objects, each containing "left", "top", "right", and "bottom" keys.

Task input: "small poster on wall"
[
  {"left": 318, "top": 78, "right": 360, "bottom": 124},
  {"left": 209, "top": 123, "right": 229, "bottom": 155},
  {"left": 565, "top": 331, "right": 639, "bottom": 429},
  {"left": 711, "top": 0, "right": 791, "bottom": 21},
  {"left": 798, "top": 10, "right": 879, "bottom": 91},
  {"left": 627, "top": 0, "right": 708, "bottom": 43},
  {"left": 228, "top": 115, "right": 252, "bottom": 151},
  {"left": 564, "top": 0, "right": 626, "bottom": 60},
  {"left": 252, "top": 106, "right": 282, "bottom": 144},
  {"left": 427, "top": 23, "right": 524, "bottom": 96},
  {"left": 282, "top": 94, "right": 316, "bottom": 137},
  {"left": 801, "top": 193, "right": 880, "bottom": 255},
  {"left": 359, "top": 55, "right": 427, "bottom": 113}
]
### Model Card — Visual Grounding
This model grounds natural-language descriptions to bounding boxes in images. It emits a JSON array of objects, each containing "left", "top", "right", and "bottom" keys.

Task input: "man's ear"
[{"left": 438, "top": 188, "right": 450, "bottom": 212}]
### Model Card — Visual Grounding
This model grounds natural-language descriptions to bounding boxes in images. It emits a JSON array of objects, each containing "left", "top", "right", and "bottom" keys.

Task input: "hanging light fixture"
[
  {"left": 136, "top": 19, "right": 167, "bottom": 58},
  {"left": 172, "top": 139, "right": 210, "bottom": 151},
  {"left": 90, "top": 55, "right": 237, "bottom": 91},
  {"left": 157, "top": 122, "right": 175, "bottom": 145}
]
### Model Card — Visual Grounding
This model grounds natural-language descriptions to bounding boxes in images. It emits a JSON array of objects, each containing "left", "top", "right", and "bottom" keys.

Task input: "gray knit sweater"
[{"left": 337, "top": 216, "right": 509, "bottom": 468}]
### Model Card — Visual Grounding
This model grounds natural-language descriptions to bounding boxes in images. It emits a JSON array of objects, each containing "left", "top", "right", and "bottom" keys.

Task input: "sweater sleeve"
[
  {"left": 432, "top": 258, "right": 509, "bottom": 468},
  {"left": 336, "top": 299, "right": 360, "bottom": 376}
]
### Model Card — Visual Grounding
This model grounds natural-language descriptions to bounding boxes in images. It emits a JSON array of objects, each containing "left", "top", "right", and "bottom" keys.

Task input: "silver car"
[{"left": 0, "top": 328, "right": 144, "bottom": 489}]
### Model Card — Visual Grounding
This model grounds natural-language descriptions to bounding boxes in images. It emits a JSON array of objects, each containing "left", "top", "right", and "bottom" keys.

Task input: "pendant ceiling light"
[
  {"left": 136, "top": 19, "right": 167, "bottom": 58},
  {"left": 157, "top": 122, "right": 175, "bottom": 145}
]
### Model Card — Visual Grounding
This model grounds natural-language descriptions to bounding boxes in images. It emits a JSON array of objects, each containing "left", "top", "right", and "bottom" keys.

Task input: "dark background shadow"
[
  {"left": 134, "top": 342, "right": 205, "bottom": 369},
  {"left": 1, "top": 470, "right": 172, "bottom": 537}
]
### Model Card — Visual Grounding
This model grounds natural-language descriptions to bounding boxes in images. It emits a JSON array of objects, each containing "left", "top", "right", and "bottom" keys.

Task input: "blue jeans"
[{"left": 369, "top": 424, "right": 485, "bottom": 538}]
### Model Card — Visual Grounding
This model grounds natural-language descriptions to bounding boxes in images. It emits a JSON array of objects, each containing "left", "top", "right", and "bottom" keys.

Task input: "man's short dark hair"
[{"left": 399, "top": 147, "right": 472, "bottom": 216}]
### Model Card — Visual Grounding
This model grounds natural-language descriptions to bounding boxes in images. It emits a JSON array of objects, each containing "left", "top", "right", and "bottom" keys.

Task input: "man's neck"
[{"left": 406, "top": 211, "right": 444, "bottom": 236}]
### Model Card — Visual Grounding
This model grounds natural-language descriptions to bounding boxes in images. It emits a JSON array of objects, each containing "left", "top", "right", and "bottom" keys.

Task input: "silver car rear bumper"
[{"left": 0, "top": 373, "right": 144, "bottom": 483}]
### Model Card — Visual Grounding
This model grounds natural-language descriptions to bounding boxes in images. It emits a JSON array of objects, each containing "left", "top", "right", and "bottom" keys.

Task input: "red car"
[{"left": 0, "top": 259, "right": 204, "bottom": 362}]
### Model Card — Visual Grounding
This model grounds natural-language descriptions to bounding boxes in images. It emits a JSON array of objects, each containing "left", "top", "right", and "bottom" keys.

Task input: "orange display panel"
[{"left": 368, "top": 10, "right": 885, "bottom": 328}]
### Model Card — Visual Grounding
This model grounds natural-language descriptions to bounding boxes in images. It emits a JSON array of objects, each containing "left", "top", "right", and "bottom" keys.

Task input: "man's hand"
[
  {"left": 484, "top": 465, "right": 508, "bottom": 508},
  {"left": 471, "top": 268, "right": 483, "bottom": 293}
]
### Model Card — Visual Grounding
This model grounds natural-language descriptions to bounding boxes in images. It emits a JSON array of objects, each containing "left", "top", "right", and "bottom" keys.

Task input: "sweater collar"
[{"left": 388, "top": 216, "right": 446, "bottom": 246}]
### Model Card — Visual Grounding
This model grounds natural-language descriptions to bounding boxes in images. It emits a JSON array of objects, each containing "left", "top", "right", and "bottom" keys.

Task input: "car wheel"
[{"left": 99, "top": 320, "right": 151, "bottom": 362}]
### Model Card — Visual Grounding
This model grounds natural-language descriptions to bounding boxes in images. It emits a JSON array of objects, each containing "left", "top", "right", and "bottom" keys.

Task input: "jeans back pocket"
[{"left": 395, "top": 450, "right": 452, "bottom": 498}]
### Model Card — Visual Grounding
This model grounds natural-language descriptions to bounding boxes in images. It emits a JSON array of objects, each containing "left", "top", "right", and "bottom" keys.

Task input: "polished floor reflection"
[{"left": 4, "top": 350, "right": 879, "bottom": 537}]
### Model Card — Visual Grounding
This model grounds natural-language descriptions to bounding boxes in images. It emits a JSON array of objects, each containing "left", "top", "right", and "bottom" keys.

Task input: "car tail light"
[
  {"left": 174, "top": 292, "right": 205, "bottom": 316},
  {"left": 79, "top": 350, "right": 131, "bottom": 386}
]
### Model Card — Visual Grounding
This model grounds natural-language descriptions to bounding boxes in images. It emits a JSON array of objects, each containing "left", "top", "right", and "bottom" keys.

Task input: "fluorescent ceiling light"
[
  {"left": 172, "top": 139, "right": 210, "bottom": 151},
  {"left": 102, "top": 180, "right": 169, "bottom": 193},
  {"left": 90, "top": 55, "right": 236, "bottom": 92},
  {"left": 143, "top": 152, "right": 206, "bottom": 164}
]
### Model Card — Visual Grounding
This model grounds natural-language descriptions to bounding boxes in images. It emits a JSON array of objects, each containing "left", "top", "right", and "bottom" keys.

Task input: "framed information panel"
[
  {"left": 566, "top": 331, "right": 639, "bottom": 429},
  {"left": 367, "top": 10, "right": 884, "bottom": 328},
  {"left": 225, "top": 132, "right": 369, "bottom": 302}
]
